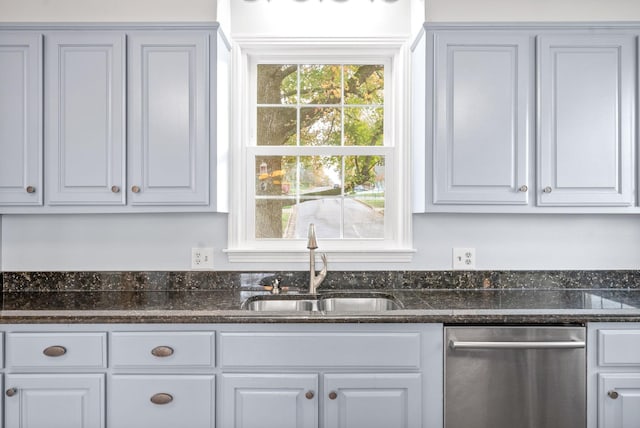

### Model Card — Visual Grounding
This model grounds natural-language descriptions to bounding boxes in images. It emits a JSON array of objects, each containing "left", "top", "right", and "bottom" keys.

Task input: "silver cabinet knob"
[
  {"left": 328, "top": 391, "right": 338, "bottom": 400},
  {"left": 150, "top": 393, "right": 173, "bottom": 405},
  {"left": 543, "top": 186, "right": 552, "bottom": 193},
  {"left": 608, "top": 390, "right": 619, "bottom": 399},
  {"left": 305, "top": 391, "right": 314, "bottom": 400},
  {"left": 6, "top": 388, "right": 17, "bottom": 397},
  {"left": 518, "top": 185, "right": 528, "bottom": 192},
  {"left": 131, "top": 185, "right": 141, "bottom": 193},
  {"left": 111, "top": 185, "right": 120, "bottom": 193},
  {"left": 151, "top": 346, "right": 174, "bottom": 358},
  {"left": 43, "top": 345, "right": 67, "bottom": 357},
  {"left": 26, "top": 186, "right": 36, "bottom": 194}
]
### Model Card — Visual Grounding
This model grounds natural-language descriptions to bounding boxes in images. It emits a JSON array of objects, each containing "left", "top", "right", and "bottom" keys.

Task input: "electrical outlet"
[
  {"left": 192, "top": 247, "right": 214, "bottom": 269},
  {"left": 453, "top": 248, "right": 476, "bottom": 270}
]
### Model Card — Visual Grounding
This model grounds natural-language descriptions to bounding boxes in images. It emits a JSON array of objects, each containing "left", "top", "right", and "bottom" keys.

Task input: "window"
[
  {"left": 227, "top": 40, "right": 413, "bottom": 263},
  {"left": 255, "top": 63, "right": 386, "bottom": 240}
]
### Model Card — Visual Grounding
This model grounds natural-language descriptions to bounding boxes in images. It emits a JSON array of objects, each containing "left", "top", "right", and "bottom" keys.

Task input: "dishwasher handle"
[{"left": 449, "top": 340, "right": 586, "bottom": 350}]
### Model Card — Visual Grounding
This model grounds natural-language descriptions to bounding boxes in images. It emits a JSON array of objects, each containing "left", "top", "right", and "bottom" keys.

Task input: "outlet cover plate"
[
  {"left": 192, "top": 247, "right": 214, "bottom": 269},
  {"left": 453, "top": 248, "right": 476, "bottom": 270}
]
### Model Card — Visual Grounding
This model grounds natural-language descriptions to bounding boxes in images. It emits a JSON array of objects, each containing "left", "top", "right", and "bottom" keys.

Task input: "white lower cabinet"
[
  {"left": 221, "top": 374, "right": 318, "bottom": 428},
  {"left": 218, "top": 324, "right": 441, "bottom": 428},
  {"left": 0, "top": 324, "right": 443, "bottom": 428},
  {"left": 4, "top": 373, "right": 104, "bottom": 428},
  {"left": 588, "top": 323, "right": 640, "bottom": 428},
  {"left": 598, "top": 374, "right": 640, "bottom": 428},
  {"left": 221, "top": 373, "right": 422, "bottom": 428},
  {"left": 324, "top": 373, "right": 422, "bottom": 428},
  {"left": 109, "top": 375, "right": 215, "bottom": 428}
]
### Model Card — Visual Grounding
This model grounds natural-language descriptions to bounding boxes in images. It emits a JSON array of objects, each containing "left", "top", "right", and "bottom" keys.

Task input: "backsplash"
[{"left": 3, "top": 270, "right": 640, "bottom": 292}]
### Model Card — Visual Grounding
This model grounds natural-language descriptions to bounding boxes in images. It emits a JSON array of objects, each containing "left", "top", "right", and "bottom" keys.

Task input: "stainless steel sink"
[
  {"left": 243, "top": 298, "right": 317, "bottom": 312},
  {"left": 318, "top": 297, "right": 401, "bottom": 312},
  {"left": 242, "top": 293, "right": 401, "bottom": 312}
]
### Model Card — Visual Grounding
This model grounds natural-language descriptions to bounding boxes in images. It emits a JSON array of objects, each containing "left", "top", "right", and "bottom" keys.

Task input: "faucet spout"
[
  {"left": 307, "top": 224, "right": 327, "bottom": 294},
  {"left": 307, "top": 223, "right": 318, "bottom": 250}
]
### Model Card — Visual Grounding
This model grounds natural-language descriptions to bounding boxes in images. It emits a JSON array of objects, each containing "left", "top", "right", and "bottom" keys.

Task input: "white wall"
[
  {"left": 3, "top": 0, "right": 640, "bottom": 272},
  {"left": 427, "top": 0, "right": 640, "bottom": 22},
  {"left": 4, "top": 213, "right": 640, "bottom": 271},
  {"left": 0, "top": 0, "right": 216, "bottom": 22},
  {"left": 229, "top": 0, "right": 413, "bottom": 37}
]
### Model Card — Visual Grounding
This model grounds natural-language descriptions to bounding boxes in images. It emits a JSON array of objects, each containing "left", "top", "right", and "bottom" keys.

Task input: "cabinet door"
[
  {"left": 538, "top": 34, "right": 634, "bottom": 206},
  {"left": 432, "top": 32, "right": 531, "bottom": 205},
  {"left": 0, "top": 32, "right": 42, "bottom": 206},
  {"left": 109, "top": 375, "right": 214, "bottom": 428},
  {"left": 44, "top": 32, "right": 126, "bottom": 205},
  {"left": 599, "top": 374, "right": 640, "bottom": 428},
  {"left": 324, "top": 373, "right": 422, "bottom": 428},
  {"left": 5, "top": 373, "right": 104, "bottom": 428},
  {"left": 221, "top": 374, "right": 317, "bottom": 428},
  {"left": 128, "top": 32, "right": 209, "bottom": 206}
]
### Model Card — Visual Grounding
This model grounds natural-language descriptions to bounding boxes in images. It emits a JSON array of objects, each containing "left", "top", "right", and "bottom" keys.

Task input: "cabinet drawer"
[
  {"left": 6, "top": 332, "right": 106, "bottom": 369},
  {"left": 109, "top": 375, "right": 215, "bottom": 428},
  {"left": 111, "top": 332, "right": 215, "bottom": 369},
  {"left": 598, "top": 330, "right": 640, "bottom": 366},
  {"left": 220, "top": 332, "right": 421, "bottom": 369}
]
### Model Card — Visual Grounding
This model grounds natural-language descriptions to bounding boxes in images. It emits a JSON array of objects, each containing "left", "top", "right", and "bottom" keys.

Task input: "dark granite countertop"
[{"left": 2, "top": 288, "right": 640, "bottom": 324}]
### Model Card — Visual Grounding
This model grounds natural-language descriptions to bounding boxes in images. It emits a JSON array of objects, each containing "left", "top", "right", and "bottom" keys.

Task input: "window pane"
[
  {"left": 256, "top": 156, "right": 297, "bottom": 196},
  {"left": 344, "top": 196, "right": 384, "bottom": 239},
  {"left": 344, "top": 64, "right": 384, "bottom": 105},
  {"left": 299, "top": 156, "right": 342, "bottom": 192},
  {"left": 257, "top": 64, "right": 298, "bottom": 104},
  {"left": 300, "top": 65, "right": 341, "bottom": 104},
  {"left": 344, "top": 155, "right": 385, "bottom": 193},
  {"left": 257, "top": 107, "right": 297, "bottom": 146},
  {"left": 256, "top": 198, "right": 296, "bottom": 239},
  {"left": 344, "top": 107, "right": 383, "bottom": 146},
  {"left": 290, "top": 198, "right": 342, "bottom": 239},
  {"left": 300, "top": 108, "right": 341, "bottom": 146}
]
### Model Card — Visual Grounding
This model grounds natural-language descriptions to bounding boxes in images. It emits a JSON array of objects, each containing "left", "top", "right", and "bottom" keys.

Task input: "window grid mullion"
[
  {"left": 296, "top": 65, "right": 301, "bottom": 210},
  {"left": 340, "top": 65, "right": 345, "bottom": 238}
]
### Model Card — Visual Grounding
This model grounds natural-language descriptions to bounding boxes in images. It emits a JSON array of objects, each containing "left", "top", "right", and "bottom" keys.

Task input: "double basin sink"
[{"left": 243, "top": 293, "right": 402, "bottom": 313}]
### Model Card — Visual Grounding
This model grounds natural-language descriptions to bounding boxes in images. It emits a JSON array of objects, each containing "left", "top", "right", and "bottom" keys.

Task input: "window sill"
[{"left": 223, "top": 248, "right": 416, "bottom": 264}]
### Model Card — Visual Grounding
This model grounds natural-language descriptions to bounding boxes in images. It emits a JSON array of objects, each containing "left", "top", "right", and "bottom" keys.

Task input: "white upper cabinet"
[
  {"left": 44, "top": 32, "right": 126, "bottom": 206},
  {"left": 415, "top": 24, "right": 639, "bottom": 213},
  {"left": 0, "top": 24, "right": 230, "bottom": 213},
  {"left": 432, "top": 32, "right": 532, "bottom": 206},
  {"left": 537, "top": 34, "right": 635, "bottom": 206},
  {"left": 0, "top": 32, "right": 42, "bottom": 206},
  {"left": 128, "top": 32, "right": 210, "bottom": 206}
]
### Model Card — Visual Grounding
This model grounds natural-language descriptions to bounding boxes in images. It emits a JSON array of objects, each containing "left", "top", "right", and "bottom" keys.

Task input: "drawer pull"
[
  {"left": 151, "top": 346, "right": 174, "bottom": 358},
  {"left": 328, "top": 391, "right": 338, "bottom": 400},
  {"left": 6, "top": 388, "right": 17, "bottom": 397},
  {"left": 26, "top": 186, "right": 36, "bottom": 194},
  {"left": 608, "top": 390, "right": 619, "bottom": 399},
  {"left": 150, "top": 393, "right": 173, "bottom": 405},
  {"left": 305, "top": 390, "right": 314, "bottom": 400},
  {"left": 43, "top": 345, "right": 67, "bottom": 357}
]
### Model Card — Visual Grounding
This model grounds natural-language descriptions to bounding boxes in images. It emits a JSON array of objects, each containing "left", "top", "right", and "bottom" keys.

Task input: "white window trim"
[{"left": 225, "top": 37, "right": 414, "bottom": 264}]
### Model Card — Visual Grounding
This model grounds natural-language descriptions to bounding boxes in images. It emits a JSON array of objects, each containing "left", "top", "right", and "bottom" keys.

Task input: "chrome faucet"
[{"left": 307, "top": 223, "right": 327, "bottom": 294}]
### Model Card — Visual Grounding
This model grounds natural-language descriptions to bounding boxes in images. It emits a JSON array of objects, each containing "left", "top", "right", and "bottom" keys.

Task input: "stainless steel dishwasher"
[{"left": 445, "top": 326, "right": 586, "bottom": 428}]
